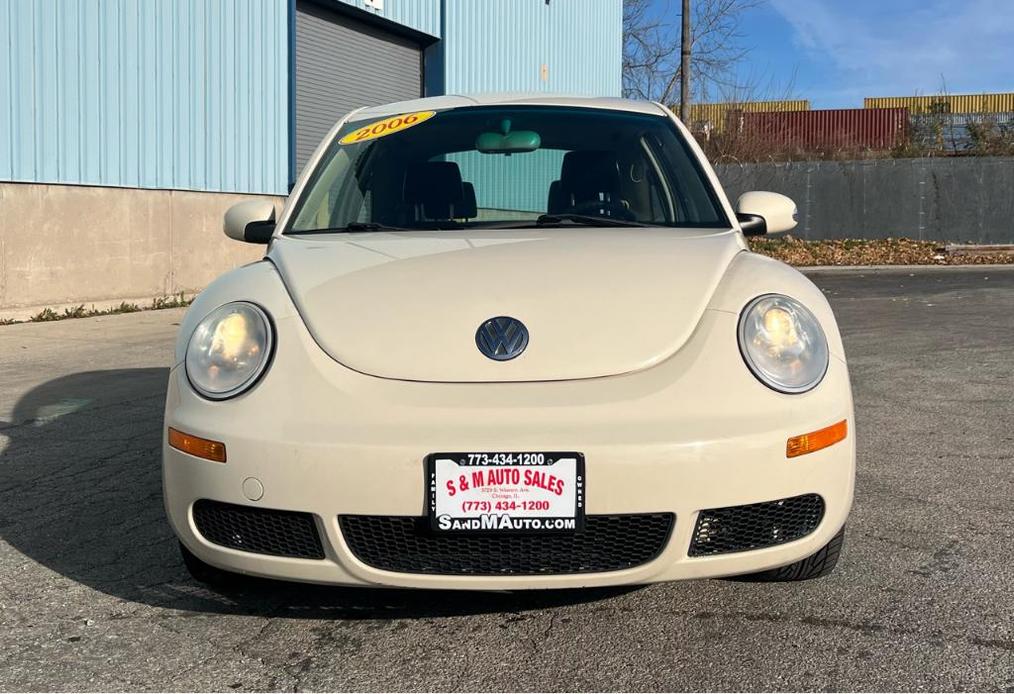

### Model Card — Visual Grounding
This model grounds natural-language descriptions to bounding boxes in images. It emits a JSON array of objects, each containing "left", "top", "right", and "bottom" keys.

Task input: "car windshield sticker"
[{"left": 338, "top": 111, "right": 436, "bottom": 145}]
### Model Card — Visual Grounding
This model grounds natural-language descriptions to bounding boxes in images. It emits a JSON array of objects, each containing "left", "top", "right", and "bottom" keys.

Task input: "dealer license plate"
[{"left": 427, "top": 452, "right": 585, "bottom": 532}]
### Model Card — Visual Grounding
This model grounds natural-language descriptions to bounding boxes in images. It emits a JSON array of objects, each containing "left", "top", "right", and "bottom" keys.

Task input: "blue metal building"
[{"left": 0, "top": 0, "right": 623, "bottom": 197}]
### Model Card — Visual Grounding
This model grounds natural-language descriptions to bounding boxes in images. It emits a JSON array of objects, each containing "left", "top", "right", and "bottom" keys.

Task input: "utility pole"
[{"left": 679, "top": 0, "right": 691, "bottom": 122}]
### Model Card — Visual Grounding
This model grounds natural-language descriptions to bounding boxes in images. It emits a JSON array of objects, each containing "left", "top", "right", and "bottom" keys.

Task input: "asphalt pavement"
[{"left": 0, "top": 266, "right": 1012, "bottom": 692}]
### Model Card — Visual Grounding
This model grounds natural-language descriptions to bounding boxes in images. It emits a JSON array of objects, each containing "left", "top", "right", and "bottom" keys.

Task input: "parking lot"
[{"left": 1, "top": 266, "right": 1012, "bottom": 692}]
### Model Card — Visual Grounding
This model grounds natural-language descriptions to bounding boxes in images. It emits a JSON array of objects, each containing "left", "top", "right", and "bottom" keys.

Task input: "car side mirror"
[
  {"left": 735, "top": 191, "right": 798, "bottom": 236},
  {"left": 224, "top": 200, "right": 277, "bottom": 244}
]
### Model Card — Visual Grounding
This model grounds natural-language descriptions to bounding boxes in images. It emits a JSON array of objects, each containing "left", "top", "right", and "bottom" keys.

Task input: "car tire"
[
  {"left": 736, "top": 526, "right": 845, "bottom": 582},
  {"left": 179, "top": 542, "right": 244, "bottom": 588}
]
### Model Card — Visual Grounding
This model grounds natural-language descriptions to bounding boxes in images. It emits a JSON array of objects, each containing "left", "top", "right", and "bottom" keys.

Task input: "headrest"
[
  {"left": 559, "top": 150, "right": 622, "bottom": 200},
  {"left": 547, "top": 180, "right": 565, "bottom": 215},
  {"left": 403, "top": 161, "right": 464, "bottom": 219},
  {"left": 459, "top": 182, "right": 477, "bottom": 219}
]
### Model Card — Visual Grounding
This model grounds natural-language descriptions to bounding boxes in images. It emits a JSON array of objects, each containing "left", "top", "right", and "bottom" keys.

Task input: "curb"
[
  {"left": 0, "top": 294, "right": 195, "bottom": 324},
  {"left": 800, "top": 264, "right": 1014, "bottom": 273}
]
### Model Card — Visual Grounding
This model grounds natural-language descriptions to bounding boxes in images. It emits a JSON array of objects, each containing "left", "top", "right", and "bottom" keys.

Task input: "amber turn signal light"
[
  {"left": 786, "top": 420, "right": 848, "bottom": 458},
  {"left": 168, "top": 427, "right": 227, "bottom": 463}
]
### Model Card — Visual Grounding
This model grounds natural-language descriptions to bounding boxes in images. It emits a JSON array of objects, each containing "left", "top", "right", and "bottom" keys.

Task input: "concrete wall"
[
  {"left": 14, "top": 154, "right": 1007, "bottom": 319},
  {"left": 0, "top": 183, "right": 279, "bottom": 318},
  {"left": 716, "top": 157, "right": 1014, "bottom": 243}
]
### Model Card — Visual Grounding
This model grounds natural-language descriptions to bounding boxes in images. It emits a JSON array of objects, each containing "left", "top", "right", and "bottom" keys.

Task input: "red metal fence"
[{"left": 728, "top": 107, "right": 910, "bottom": 152}]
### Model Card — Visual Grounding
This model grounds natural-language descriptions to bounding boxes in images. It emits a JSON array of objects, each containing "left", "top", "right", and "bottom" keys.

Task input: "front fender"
[
  {"left": 173, "top": 260, "right": 298, "bottom": 366},
  {"left": 707, "top": 251, "right": 846, "bottom": 361}
]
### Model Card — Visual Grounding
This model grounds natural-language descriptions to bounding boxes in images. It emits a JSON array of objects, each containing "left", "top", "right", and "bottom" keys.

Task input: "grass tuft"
[
  {"left": 1, "top": 293, "right": 193, "bottom": 326},
  {"left": 150, "top": 293, "right": 192, "bottom": 310}
]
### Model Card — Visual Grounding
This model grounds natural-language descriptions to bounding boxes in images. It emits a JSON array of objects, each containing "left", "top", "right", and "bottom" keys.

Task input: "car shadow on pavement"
[{"left": 0, "top": 369, "right": 635, "bottom": 619}]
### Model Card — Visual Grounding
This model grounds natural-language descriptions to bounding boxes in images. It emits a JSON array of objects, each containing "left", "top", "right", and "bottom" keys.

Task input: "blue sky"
[{"left": 656, "top": 0, "right": 1014, "bottom": 108}]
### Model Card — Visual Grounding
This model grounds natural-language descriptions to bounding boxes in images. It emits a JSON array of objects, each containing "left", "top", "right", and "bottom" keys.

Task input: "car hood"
[{"left": 268, "top": 228, "right": 744, "bottom": 382}]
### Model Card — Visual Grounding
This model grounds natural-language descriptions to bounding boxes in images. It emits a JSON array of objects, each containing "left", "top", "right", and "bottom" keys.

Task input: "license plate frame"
[{"left": 426, "top": 452, "right": 585, "bottom": 533}]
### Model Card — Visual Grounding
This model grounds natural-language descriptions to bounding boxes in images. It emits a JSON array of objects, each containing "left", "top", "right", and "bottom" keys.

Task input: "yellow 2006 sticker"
[{"left": 338, "top": 110, "right": 436, "bottom": 145}]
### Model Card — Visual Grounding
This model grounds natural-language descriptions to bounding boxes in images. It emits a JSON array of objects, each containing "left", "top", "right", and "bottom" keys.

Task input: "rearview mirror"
[
  {"left": 224, "top": 200, "right": 276, "bottom": 244},
  {"left": 735, "top": 191, "right": 798, "bottom": 236},
  {"left": 475, "top": 130, "right": 541, "bottom": 154}
]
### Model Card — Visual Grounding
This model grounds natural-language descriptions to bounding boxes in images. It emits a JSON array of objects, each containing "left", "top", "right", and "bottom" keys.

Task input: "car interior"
[{"left": 385, "top": 148, "right": 671, "bottom": 226}]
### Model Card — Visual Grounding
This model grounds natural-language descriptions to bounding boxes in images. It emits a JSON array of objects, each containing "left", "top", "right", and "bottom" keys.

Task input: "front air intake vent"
[
  {"left": 689, "top": 494, "right": 824, "bottom": 556},
  {"left": 339, "top": 513, "right": 674, "bottom": 575},
  {"left": 193, "top": 500, "right": 324, "bottom": 559}
]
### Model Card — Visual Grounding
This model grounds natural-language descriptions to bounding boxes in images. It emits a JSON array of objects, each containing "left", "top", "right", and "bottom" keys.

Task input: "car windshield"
[{"left": 286, "top": 105, "right": 729, "bottom": 233}]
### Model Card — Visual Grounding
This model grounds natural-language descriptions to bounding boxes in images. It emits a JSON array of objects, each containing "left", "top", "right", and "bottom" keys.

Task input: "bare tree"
[
  {"left": 623, "top": 0, "right": 762, "bottom": 109},
  {"left": 623, "top": 0, "right": 680, "bottom": 103}
]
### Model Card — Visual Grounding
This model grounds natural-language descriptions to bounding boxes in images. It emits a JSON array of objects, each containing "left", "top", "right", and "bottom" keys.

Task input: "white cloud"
[{"left": 769, "top": 0, "right": 1014, "bottom": 102}]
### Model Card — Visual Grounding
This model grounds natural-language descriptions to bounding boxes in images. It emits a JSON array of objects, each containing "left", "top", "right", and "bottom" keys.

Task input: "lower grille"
[
  {"left": 689, "top": 493, "right": 824, "bottom": 556},
  {"left": 193, "top": 500, "right": 324, "bottom": 559},
  {"left": 339, "top": 514, "right": 674, "bottom": 575}
]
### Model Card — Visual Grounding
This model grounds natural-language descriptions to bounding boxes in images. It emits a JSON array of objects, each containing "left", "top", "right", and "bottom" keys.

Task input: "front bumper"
[{"left": 163, "top": 309, "right": 855, "bottom": 590}]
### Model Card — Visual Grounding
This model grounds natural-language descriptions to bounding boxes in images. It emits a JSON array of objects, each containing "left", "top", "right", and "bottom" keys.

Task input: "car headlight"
[
  {"left": 185, "top": 302, "right": 273, "bottom": 400},
  {"left": 738, "top": 294, "right": 829, "bottom": 393}
]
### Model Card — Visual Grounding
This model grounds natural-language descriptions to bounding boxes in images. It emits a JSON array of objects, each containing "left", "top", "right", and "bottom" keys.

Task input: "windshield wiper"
[
  {"left": 534, "top": 214, "right": 650, "bottom": 228},
  {"left": 343, "top": 222, "right": 408, "bottom": 232},
  {"left": 288, "top": 222, "right": 411, "bottom": 234}
]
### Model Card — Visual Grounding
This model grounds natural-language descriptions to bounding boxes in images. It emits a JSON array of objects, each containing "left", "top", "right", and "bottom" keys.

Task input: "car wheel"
[
  {"left": 736, "top": 526, "right": 845, "bottom": 582},
  {"left": 178, "top": 542, "right": 244, "bottom": 588}
]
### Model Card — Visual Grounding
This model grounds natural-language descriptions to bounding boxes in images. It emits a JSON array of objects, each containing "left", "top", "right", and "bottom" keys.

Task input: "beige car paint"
[
  {"left": 736, "top": 191, "right": 799, "bottom": 234},
  {"left": 164, "top": 95, "right": 855, "bottom": 588},
  {"left": 223, "top": 199, "right": 277, "bottom": 242},
  {"left": 266, "top": 229, "right": 746, "bottom": 382}
]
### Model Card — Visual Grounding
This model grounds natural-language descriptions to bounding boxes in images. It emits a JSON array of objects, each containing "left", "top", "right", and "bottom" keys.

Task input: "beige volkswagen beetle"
[{"left": 164, "top": 95, "right": 854, "bottom": 589}]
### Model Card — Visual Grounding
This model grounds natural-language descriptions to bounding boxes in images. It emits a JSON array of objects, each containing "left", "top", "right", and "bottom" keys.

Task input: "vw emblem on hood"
[{"left": 476, "top": 316, "right": 529, "bottom": 361}]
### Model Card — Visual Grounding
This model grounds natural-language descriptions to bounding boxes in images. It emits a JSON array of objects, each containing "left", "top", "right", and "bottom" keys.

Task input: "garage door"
[{"left": 294, "top": 1, "right": 424, "bottom": 174}]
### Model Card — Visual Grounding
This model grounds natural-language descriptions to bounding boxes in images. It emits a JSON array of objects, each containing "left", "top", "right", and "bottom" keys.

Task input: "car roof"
[{"left": 347, "top": 94, "right": 670, "bottom": 123}]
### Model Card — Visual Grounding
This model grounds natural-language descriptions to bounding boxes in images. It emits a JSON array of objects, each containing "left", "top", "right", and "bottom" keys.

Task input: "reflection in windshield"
[{"left": 287, "top": 106, "right": 728, "bottom": 233}]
